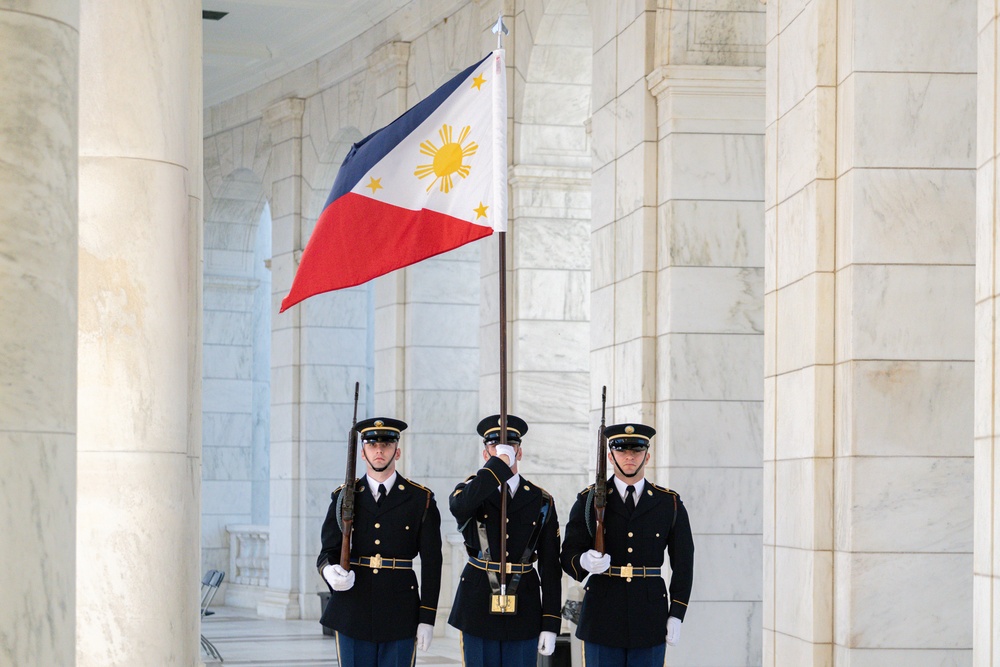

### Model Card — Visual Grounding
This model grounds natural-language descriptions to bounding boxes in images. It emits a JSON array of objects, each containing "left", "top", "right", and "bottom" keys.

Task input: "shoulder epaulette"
[
  {"left": 648, "top": 482, "right": 676, "bottom": 495},
  {"left": 334, "top": 483, "right": 346, "bottom": 494},
  {"left": 578, "top": 483, "right": 596, "bottom": 497},
  {"left": 406, "top": 478, "right": 433, "bottom": 494}
]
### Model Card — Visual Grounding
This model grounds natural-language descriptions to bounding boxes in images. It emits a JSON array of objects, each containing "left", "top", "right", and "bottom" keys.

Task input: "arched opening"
[{"left": 201, "top": 168, "right": 271, "bottom": 606}]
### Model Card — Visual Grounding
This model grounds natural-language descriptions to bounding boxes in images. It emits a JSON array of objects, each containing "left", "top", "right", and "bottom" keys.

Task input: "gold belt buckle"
[
  {"left": 490, "top": 594, "right": 517, "bottom": 614},
  {"left": 370, "top": 554, "right": 383, "bottom": 571},
  {"left": 619, "top": 565, "right": 633, "bottom": 579}
]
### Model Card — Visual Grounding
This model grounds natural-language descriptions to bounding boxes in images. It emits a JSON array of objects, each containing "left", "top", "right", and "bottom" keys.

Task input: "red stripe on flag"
[{"left": 279, "top": 193, "right": 493, "bottom": 312}]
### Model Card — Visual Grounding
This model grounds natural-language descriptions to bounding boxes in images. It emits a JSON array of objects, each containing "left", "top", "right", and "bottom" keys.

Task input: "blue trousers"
[
  {"left": 583, "top": 641, "right": 666, "bottom": 667},
  {"left": 335, "top": 632, "right": 416, "bottom": 667},
  {"left": 461, "top": 633, "right": 537, "bottom": 667}
]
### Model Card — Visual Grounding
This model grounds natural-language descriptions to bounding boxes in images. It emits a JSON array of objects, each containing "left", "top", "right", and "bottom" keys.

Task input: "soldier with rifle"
[
  {"left": 448, "top": 414, "right": 562, "bottom": 666},
  {"left": 560, "top": 391, "right": 695, "bottom": 666},
  {"left": 318, "top": 384, "right": 443, "bottom": 666}
]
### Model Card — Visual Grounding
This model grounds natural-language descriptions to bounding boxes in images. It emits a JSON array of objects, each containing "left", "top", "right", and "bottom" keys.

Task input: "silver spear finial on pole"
[{"left": 491, "top": 12, "right": 508, "bottom": 49}]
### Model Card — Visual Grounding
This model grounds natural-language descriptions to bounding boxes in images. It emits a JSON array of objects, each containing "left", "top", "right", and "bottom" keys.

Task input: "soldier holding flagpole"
[{"left": 448, "top": 414, "right": 562, "bottom": 665}]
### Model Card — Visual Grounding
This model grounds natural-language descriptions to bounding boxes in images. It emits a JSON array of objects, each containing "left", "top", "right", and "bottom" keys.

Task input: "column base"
[{"left": 256, "top": 589, "right": 301, "bottom": 619}]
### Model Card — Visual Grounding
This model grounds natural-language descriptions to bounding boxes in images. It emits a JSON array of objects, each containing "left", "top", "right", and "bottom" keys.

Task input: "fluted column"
[
  {"left": 77, "top": 0, "right": 202, "bottom": 664},
  {"left": 0, "top": 2, "right": 79, "bottom": 665}
]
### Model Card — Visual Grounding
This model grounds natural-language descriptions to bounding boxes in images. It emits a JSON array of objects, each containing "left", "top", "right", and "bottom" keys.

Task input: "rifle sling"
[{"left": 474, "top": 490, "right": 553, "bottom": 597}]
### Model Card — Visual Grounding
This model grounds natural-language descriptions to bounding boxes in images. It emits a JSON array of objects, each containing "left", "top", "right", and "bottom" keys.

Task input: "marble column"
[
  {"left": 370, "top": 37, "right": 483, "bottom": 545},
  {"left": 367, "top": 35, "right": 489, "bottom": 486},
  {"left": 766, "top": 1, "right": 975, "bottom": 664},
  {"left": 267, "top": 93, "right": 372, "bottom": 621},
  {"left": 0, "top": 2, "right": 78, "bottom": 666},
  {"left": 977, "top": 5, "right": 1000, "bottom": 665},
  {"left": 262, "top": 96, "right": 313, "bottom": 620},
  {"left": 76, "top": 0, "right": 202, "bottom": 664},
  {"left": 649, "top": 65, "right": 765, "bottom": 667}
]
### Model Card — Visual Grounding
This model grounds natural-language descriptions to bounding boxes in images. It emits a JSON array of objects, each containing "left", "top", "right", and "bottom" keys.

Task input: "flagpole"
[{"left": 492, "top": 11, "right": 511, "bottom": 613}]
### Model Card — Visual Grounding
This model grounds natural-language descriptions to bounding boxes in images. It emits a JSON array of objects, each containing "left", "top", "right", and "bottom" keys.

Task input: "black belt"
[
  {"left": 468, "top": 556, "right": 534, "bottom": 575},
  {"left": 350, "top": 555, "right": 412, "bottom": 571},
  {"left": 605, "top": 565, "right": 661, "bottom": 578}
]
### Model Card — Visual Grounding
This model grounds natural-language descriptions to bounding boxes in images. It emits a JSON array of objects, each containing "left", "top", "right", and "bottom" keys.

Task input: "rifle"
[
  {"left": 593, "top": 386, "right": 608, "bottom": 553},
  {"left": 339, "top": 382, "right": 361, "bottom": 570}
]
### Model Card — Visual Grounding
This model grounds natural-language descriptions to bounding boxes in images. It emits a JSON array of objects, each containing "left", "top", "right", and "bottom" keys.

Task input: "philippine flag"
[{"left": 279, "top": 50, "right": 507, "bottom": 312}]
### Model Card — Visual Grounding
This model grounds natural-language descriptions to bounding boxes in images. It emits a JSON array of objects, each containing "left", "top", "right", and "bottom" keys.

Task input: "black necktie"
[
  {"left": 377, "top": 483, "right": 387, "bottom": 507},
  {"left": 625, "top": 485, "right": 636, "bottom": 515}
]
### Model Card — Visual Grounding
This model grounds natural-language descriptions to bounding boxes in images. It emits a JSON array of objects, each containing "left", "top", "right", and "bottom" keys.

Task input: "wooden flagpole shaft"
[{"left": 498, "top": 230, "right": 508, "bottom": 604}]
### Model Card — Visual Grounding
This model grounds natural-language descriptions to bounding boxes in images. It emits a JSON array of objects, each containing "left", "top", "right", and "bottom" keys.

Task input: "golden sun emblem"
[{"left": 414, "top": 124, "right": 478, "bottom": 193}]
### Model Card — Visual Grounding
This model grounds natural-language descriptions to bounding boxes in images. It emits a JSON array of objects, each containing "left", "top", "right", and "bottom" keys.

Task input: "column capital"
[
  {"left": 366, "top": 41, "right": 410, "bottom": 76},
  {"left": 366, "top": 41, "right": 410, "bottom": 95},
  {"left": 262, "top": 97, "right": 305, "bottom": 132},
  {"left": 646, "top": 65, "right": 765, "bottom": 101}
]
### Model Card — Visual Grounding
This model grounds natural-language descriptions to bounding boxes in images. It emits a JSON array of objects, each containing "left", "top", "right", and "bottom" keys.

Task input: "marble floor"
[{"left": 199, "top": 607, "right": 466, "bottom": 666}]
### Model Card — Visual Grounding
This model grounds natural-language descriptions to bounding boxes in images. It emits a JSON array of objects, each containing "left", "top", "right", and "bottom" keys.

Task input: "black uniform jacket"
[
  {"left": 561, "top": 478, "right": 694, "bottom": 649},
  {"left": 317, "top": 475, "right": 443, "bottom": 642},
  {"left": 448, "top": 456, "right": 562, "bottom": 641}
]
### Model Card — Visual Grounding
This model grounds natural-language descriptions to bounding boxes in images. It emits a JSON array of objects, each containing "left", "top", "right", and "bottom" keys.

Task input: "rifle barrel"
[
  {"left": 339, "top": 382, "right": 361, "bottom": 570},
  {"left": 593, "top": 385, "right": 607, "bottom": 553}
]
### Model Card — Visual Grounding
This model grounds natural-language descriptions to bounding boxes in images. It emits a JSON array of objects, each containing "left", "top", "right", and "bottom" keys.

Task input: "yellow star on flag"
[
  {"left": 366, "top": 177, "right": 383, "bottom": 194},
  {"left": 474, "top": 202, "right": 488, "bottom": 219},
  {"left": 471, "top": 73, "right": 487, "bottom": 90}
]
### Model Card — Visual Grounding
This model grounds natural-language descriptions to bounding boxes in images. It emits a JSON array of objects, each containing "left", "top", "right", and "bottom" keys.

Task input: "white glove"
[
  {"left": 495, "top": 444, "right": 517, "bottom": 467},
  {"left": 537, "top": 631, "right": 557, "bottom": 656},
  {"left": 579, "top": 549, "right": 611, "bottom": 574},
  {"left": 416, "top": 623, "right": 434, "bottom": 651},
  {"left": 666, "top": 616, "right": 682, "bottom": 646},
  {"left": 322, "top": 563, "right": 355, "bottom": 592}
]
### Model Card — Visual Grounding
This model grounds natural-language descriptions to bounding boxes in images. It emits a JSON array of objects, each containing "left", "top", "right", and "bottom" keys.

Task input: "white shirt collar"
[
  {"left": 502, "top": 473, "right": 520, "bottom": 497},
  {"left": 367, "top": 471, "right": 398, "bottom": 500},
  {"left": 612, "top": 476, "right": 645, "bottom": 504}
]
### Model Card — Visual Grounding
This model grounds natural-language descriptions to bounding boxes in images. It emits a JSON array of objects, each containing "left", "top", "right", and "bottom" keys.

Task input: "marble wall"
[
  {"left": 77, "top": 0, "right": 203, "bottom": 664},
  {"left": 0, "top": 2, "right": 78, "bottom": 666}
]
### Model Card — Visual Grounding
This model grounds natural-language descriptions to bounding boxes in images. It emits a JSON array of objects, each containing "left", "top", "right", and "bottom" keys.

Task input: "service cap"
[
  {"left": 605, "top": 422, "right": 655, "bottom": 451},
  {"left": 356, "top": 417, "right": 407, "bottom": 442},
  {"left": 477, "top": 414, "right": 528, "bottom": 445}
]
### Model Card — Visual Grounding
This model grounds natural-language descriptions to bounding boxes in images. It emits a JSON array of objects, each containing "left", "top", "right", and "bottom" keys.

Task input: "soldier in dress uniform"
[
  {"left": 448, "top": 414, "right": 562, "bottom": 666},
  {"left": 560, "top": 422, "right": 694, "bottom": 666},
  {"left": 317, "top": 417, "right": 443, "bottom": 666}
]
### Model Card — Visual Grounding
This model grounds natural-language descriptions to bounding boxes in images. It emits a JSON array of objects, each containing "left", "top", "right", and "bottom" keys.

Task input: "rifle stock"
[
  {"left": 339, "top": 382, "right": 361, "bottom": 570},
  {"left": 593, "top": 386, "right": 607, "bottom": 553}
]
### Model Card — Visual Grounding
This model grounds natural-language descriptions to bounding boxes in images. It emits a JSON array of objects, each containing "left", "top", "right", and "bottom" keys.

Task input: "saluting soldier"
[
  {"left": 317, "top": 417, "right": 443, "bottom": 666},
  {"left": 449, "top": 414, "right": 561, "bottom": 666},
  {"left": 561, "top": 422, "right": 694, "bottom": 666}
]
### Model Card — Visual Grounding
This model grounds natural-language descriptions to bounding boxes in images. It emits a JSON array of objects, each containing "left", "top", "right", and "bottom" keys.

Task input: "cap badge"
[
  {"left": 625, "top": 425, "right": 635, "bottom": 434},
  {"left": 374, "top": 420, "right": 384, "bottom": 427}
]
